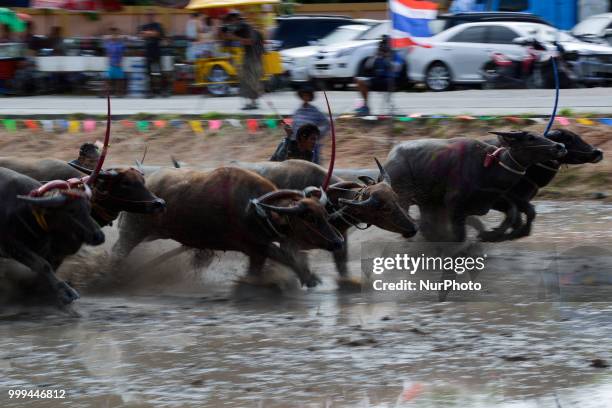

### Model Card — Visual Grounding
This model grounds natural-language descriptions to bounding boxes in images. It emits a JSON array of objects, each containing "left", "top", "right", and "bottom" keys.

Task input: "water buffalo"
[
  {"left": 476, "top": 129, "right": 604, "bottom": 241},
  {"left": 0, "top": 157, "right": 166, "bottom": 227},
  {"left": 242, "top": 159, "right": 418, "bottom": 279},
  {"left": 384, "top": 131, "right": 567, "bottom": 242},
  {"left": 0, "top": 168, "right": 104, "bottom": 305},
  {"left": 112, "top": 167, "right": 345, "bottom": 287}
]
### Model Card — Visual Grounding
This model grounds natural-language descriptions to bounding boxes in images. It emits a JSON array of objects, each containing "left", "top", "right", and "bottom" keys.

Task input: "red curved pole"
[
  {"left": 322, "top": 90, "right": 335, "bottom": 191},
  {"left": 87, "top": 95, "right": 111, "bottom": 186}
]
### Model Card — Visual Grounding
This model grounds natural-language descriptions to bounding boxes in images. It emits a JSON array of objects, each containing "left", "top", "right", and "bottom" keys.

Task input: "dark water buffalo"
[
  {"left": 112, "top": 167, "right": 344, "bottom": 287},
  {"left": 0, "top": 157, "right": 166, "bottom": 227},
  {"left": 476, "top": 129, "right": 604, "bottom": 241},
  {"left": 0, "top": 168, "right": 104, "bottom": 305},
  {"left": 241, "top": 159, "right": 418, "bottom": 279},
  {"left": 384, "top": 131, "right": 567, "bottom": 241}
]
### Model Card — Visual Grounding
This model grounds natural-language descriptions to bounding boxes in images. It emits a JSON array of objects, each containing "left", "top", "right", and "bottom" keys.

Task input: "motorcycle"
[{"left": 481, "top": 38, "right": 579, "bottom": 89}]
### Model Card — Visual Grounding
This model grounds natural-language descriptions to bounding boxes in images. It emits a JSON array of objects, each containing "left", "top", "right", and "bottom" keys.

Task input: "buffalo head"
[
  {"left": 490, "top": 131, "right": 567, "bottom": 167},
  {"left": 249, "top": 188, "right": 344, "bottom": 252},
  {"left": 330, "top": 158, "right": 418, "bottom": 238},
  {"left": 17, "top": 181, "right": 104, "bottom": 246},
  {"left": 68, "top": 162, "right": 166, "bottom": 215},
  {"left": 546, "top": 129, "right": 603, "bottom": 165}
]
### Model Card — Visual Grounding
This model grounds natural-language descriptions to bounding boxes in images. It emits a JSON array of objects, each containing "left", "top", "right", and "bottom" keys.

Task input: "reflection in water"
[{"left": 1, "top": 201, "right": 611, "bottom": 407}]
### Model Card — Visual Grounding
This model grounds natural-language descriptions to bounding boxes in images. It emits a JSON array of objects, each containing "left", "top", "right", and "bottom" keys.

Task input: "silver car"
[{"left": 407, "top": 21, "right": 612, "bottom": 91}]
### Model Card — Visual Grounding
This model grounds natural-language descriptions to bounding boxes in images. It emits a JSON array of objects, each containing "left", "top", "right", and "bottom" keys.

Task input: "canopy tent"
[
  {"left": 186, "top": 0, "right": 279, "bottom": 10},
  {"left": 0, "top": 8, "right": 27, "bottom": 32},
  {"left": 30, "top": 0, "right": 121, "bottom": 11}
]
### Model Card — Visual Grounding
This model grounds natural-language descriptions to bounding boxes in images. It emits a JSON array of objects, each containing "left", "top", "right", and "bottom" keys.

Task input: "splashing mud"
[{"left": 1, "top": 201, "right": 611, "bottom": 407}]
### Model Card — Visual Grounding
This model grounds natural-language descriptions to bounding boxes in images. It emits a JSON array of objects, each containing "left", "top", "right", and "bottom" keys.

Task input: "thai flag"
[{"left": 389, "top": 0, "right": 438, "bottom": 48}]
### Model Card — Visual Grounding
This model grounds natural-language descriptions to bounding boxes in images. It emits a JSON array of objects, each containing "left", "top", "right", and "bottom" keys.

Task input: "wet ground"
[{"left": 1, "top": 201, "right": 611, "bottom": 408}]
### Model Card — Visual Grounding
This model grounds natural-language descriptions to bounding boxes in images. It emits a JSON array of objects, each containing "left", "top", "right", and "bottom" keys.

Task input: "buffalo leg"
[
  {"left": 246, "top": 254, "right": 266, "bottom": 278},
  {"left": 479, "top": 200, "right": 519, "bottom": 242},
  {"left": 333, "top": 232, "right": 349, "bottom": 278},
  {"left": 5, "top": 243, "right": 79, "bottom": 305},
  {"left": 508, "top": 201, "right": 536, "bottom": 240},
  {"left": 266, "top": 244, "right": 321, "bottom": 288},
  {"left": 450, "top": 211, "right": 467, "bottom": 242}
]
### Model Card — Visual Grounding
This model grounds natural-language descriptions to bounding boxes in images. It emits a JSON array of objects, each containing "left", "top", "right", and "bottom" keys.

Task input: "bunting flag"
[
  {"left": 209, "top": 119, "right": 222, "bottom": 130},
  {"left": 190, "top": 120, "right": 204, "bottom": 134},
  {"left": 121, "top": 120, "right": 135, "bottom": 129},
  {"left": 68, "top": 120, "right": 80, "bottom": 133},
  {"left": 56, "top": 119, "right": 68, "bottom": 131},
  {"left": 83, "top": 120, "right": 96, "bottom": 132},
  {"left": 154, "top": 120, "right": 167, "bottom": 129},
  {"left": 227, "top": 118, "right": 242, "bottom": 128},
  {"left": 3, "top": 119, "right": 17, "bottom": 131},
  {"left": 170, "top": 119, "right": 183, "bottom": 128},
  {"left": 390, "top": 0, "right": 438, "bottom": 48},
  {"left": 577, "top": 118, "right": 595, "bottom": 126},
  {"left": 456, "top": 115, "right": 475, "bottom": 121},
  {"left": 41, "top": 120, "right": 55, "bottom": 132},
  {"left": 265, "top": 119, "right": 278, "bottom": 129},
  {"left": 24, "top": 120, "right": 39, "bottom": 130},
  {"left": 137, "top": 121, "right": 150, "bottom": 132},
  {"left": 246, "top": 119, "right": 258, "bottom": 134},
  {"left": 598, "top": 118, "right": 612, "bottom": 126},
  {"left": 555, "top": 116, "right": 570, "bottom": 126}
]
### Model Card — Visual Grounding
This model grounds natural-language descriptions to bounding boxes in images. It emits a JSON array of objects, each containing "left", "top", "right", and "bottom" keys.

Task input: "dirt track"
[{"left": 0, "top": 117, "right": 609, "bottom": 199}]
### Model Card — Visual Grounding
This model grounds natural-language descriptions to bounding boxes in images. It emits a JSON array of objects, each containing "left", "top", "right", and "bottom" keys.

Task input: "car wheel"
[
  {"left": 425, "top": 62, "right": 452, "bottom": 92},
  {"left": 207, "top": 65, "right": 231, "bottom": 96}
]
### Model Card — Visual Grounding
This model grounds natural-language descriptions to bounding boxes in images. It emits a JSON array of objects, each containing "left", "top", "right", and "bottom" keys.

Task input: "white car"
[
  {"left": 281, "top": 24, "right": 372, "bottom": 83},
  {"left": 408, "top": 21, "right": 612, "bottom": 91},
  {"left": 310, "top": 22, "right": 410, "bottom": 88}
]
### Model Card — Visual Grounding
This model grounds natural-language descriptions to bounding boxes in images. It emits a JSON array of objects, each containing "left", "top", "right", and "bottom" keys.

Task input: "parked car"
[
  {"left": 571, "top": 13, "right": 612, "bottom": 46},
  {"left": 432, "top": 11, "right": 552, "bottom": 34},
  {"left": 407, "top": 21, "right": 612, "bottom": 91},
  {"left": 309, "top": 22, "right": 410, "bottom": 89},
  {"left": 271, "top": 15, "right": 360, "bottom": 51},
  {"left": 281, "top": 24, "right": 373, "bottom": 84}
]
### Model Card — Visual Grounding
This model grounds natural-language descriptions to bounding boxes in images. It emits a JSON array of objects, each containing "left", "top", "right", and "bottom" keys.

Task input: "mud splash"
[{"left": 1, "top": 201, "right": 611, "bottom": 407}]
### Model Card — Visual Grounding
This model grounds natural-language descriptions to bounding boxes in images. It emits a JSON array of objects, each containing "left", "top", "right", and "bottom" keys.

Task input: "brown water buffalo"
[
  {"left": 0, "top": 168, "right": 104, "bottom": 305},
  {"left": 112, "top": 167, "right": 344, "bottom": 287},
  {"left": 475, "top": 129, "right": 604, "bottom": 241},
  {"left": 0, "top": 157, "right": 166, "bottom": 227},
  {"left": 384, "top": 131, "right": 567, "bottom": 242},
  {"left": 241, "top": 159, "right": 418, "bottom": 279}
]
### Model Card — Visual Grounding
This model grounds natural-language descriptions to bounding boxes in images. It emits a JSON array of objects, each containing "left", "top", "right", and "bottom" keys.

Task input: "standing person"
[
  {"left": 139, "top": 11, "right": 166, "bottom": 98},
  {"left": 221, "top": 11, "right": 264, "bottom": 110},
  {"left": 47, "top": 26, "right": 66, "bottom": 55},
  {"left": 354, "top": 35, "right": 403, "bottom": 116},
  {"left": 0, "top": 24, "right": 11, "bottom": 43},
  {"left": 185, "top": 13, "right": 201, "bottom": 61},
  {"left": 282, "top": 84, "right": 330, "bottom": 164},
  {"left": 271, "top": 124, "right": 319, "bottom": 162},
  {"left": 104, "top": 27, "right": 125, "bottom": 97}
]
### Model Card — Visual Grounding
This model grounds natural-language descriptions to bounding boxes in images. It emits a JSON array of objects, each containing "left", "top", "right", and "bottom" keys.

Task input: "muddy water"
[{"left": 1, "top": 201, "right": 611, "bottom": 408}]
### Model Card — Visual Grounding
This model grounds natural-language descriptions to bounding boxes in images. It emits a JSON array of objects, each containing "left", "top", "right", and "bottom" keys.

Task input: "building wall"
[{"left": 579, "top": 0, "right": 611, "bottom": 20}]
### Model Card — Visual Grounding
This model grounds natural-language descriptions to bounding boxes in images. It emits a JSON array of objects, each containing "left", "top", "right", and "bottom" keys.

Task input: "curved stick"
[
  {"left": 322, "top": 90, "right": 336, "bottom": 191},
  {"left": 88, "top": 95, "right": 111, "bottom": 186},
  {"left": 544, "top": 55, "right": 559, "bottom": 136}
]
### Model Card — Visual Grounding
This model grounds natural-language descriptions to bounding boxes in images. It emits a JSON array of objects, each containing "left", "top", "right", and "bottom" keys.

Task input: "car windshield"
[
  {"left": 516, "top": 24, "right": 578, "bottom": 43},
  {"left": 572, "top": 17, "right": 610, "bottom": 36},
  {"left": 358, "top": 22, "right": 391, "bottom": 40},
  {"left": 320, "top": 26, "right": 369, "bottom": 46}
]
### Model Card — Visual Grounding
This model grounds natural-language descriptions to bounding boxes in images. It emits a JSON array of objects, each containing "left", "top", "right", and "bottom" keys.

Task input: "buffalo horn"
[
  {"left": 303, "top": 186, "right": 328, "bottom": 206},
  {"left": 258, "top": 202, "right": 307, "bottom": 215},
  {"left": 338, "top": 196, "right": 375, "bottom": 208},
  {"left": 374, "top": 158, "right": 391, "bottom": 184},
  {"left": 17, "top": 194, "right": 68, "bottom": 208},
  {"left": 328, "top": 181, "right": 363, "bottom": 190},
  {"left": 257, "top": 189, "right": 304, "bottom": 204},
  {"left": 67, "top": 161, "right": 93, "bottom": 175}
]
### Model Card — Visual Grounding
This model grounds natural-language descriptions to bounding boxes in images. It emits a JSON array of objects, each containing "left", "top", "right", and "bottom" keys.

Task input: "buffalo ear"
[
  {"left": 358, "top": 176, "right": 376, "bottom": 186},
  {"left": 489, "top": 131, "right": 526, "bottom": 146}
]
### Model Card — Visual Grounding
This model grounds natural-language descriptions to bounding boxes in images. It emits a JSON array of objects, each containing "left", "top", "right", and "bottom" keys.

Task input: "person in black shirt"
[
  {"left": 68, "top": 143, "right": 100, "bottom": 170},
  {"left": 271, "top": 123, "right": 319, "bottom": 162},
  {"left": 139, "top": 11, "right": 166, "bottom": 97}
]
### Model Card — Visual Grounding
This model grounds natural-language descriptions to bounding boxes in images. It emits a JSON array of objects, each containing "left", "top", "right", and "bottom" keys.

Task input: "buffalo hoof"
[
  {"left": 302, "top": 273, "right": 322, "bottom": 288},
  {"left": 56, "top": 281, "right": 80, "bottom": 305},
  {"left": 336, "top": 276, "right": 362, "bottom": 292}
]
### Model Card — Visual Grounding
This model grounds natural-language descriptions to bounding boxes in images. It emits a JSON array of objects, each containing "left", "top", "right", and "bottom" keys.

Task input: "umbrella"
[
  {"left": 31, "top": 0, "right": 121, "bottom": 11},
  {"left": 186, "top": 0, "right": 279, "bottom": 10},
  {"left": 0, "top": 8, "right": 27, "bottom": 33}
]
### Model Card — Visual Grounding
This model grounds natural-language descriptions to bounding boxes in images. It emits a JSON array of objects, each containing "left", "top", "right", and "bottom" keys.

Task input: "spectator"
[
  {"left": 139, "top": 11, "right": 166, "bottom": 97},
  {"left": 0, "top": 24, "right": 11, "bottom": 43},
  {"left": 354, "top": 35, "right": 403, "bottom": 117},
  {"left": 270, "top": 124, "right": 319, "bottom": 163},
  {"left": 47, "top": 26, "right": 66, "bottom": 56},
  {"left": 69, "top": 143, "right": 100, "bottom": 170},
  {"left": 22, "top": 21, "right": 43, "bottom": 55},
  {"left": 185, "top": 13, "right": 201, "bottom": 41},
  {"left": 283, "top": 84, "right": 330, "bottom": 164},
  {"left": 221, "top": 11, "right": 264, "bottom": 110},
  {"left": 104, "top": 27, "right": 125, "bottom": 97}
]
